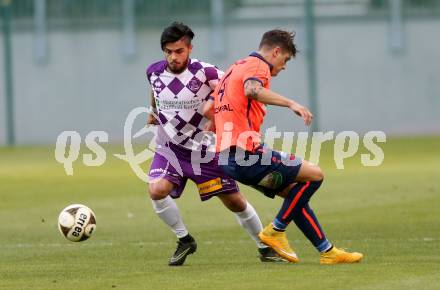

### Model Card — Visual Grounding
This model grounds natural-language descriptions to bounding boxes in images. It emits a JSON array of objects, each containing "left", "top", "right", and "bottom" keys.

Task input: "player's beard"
[{"left": 167, "top": 58, "right": 189, "bottom": 74}]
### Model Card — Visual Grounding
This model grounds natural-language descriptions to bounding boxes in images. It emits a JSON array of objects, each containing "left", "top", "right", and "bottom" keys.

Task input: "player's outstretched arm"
[
  {"left": 202, "top": 98, "right": 216, "bottom": 131},
  {"left": 147, "top": 90, "right": 159, "bottom": 126},
  {"left": 202, "top": 98, "right": 215, "bottom": 120},
  {"left": 244, "top": 79, "right": 313, "bottom": 126}
]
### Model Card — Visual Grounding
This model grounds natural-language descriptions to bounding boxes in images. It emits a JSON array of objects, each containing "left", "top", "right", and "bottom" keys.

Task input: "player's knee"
[
  {"left": 148, "top": 182, "right": 172, "bottom": 200},
  {"left": 311, "top": 167, "right": 324, "bottom": 181},
  {"left": 232, "top": 195, "right": 247, "bottom": 212},
  {"left": 297, "top": 164, "right": 324, "bottom": 182},
  {"left": 219, "top": 192, "right": 247, "bottom": 212}
]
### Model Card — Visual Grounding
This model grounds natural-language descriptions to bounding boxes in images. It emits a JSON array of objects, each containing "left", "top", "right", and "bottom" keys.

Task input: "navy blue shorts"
[{"left": 219, "top": 144, "right": 302, "bottom": 198}]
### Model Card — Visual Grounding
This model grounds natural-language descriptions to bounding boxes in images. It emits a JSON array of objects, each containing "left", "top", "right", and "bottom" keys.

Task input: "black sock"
[
  {"left": 179, "top": 234, "right": 194, "bottom": 243},
  {"left": 324, "top": 245, "right": 334, "bottom": 253},
  {"left": 272, "top": 226, "right": 285, "bottom": 232}
]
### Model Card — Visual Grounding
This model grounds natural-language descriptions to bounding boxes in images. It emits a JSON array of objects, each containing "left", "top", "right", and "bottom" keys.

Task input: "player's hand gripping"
[{"left": 289, "top": 102, "right": 313, "bottom": 126}]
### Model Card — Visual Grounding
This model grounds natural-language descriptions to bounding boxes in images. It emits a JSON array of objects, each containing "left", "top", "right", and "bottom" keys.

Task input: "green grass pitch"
[{"left": 0, "top": 136, "right": 439, "bottom": 289}]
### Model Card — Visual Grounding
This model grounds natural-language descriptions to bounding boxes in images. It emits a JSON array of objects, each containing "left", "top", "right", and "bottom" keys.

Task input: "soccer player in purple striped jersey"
[{"left": 145, "top": 22, "right": 284, "bottom": 266}]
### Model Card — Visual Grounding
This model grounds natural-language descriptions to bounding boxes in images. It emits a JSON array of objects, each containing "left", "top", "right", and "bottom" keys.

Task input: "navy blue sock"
[
  {"left": 273, "top": 180, "right": 332, "bottom": 252},
  {"left": 275, "top": 180, "right": 322, "bottom": 224},
  {"left": 291, "top": 204, "right": 331, "bottom": 252}
]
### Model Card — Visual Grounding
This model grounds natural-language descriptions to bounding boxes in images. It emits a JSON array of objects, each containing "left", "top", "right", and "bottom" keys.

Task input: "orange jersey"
[{"left": 213, "top": 52, "right": 272, "bottom": 152}]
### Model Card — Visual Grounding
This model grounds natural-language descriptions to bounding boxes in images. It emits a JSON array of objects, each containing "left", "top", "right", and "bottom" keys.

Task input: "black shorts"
[{"left": 219, "top": 144, "right": 302, "bottom": 198}]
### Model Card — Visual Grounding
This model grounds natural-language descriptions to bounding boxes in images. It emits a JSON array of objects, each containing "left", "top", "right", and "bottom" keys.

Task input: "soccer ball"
[{"left": 58, "top": 204, "right": 97, "bottom": 242}]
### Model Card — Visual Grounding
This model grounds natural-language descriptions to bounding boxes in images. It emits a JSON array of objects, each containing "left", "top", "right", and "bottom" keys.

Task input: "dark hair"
[
  {"left": 160, "top": 22, "right": 195, "bottom": 50},
  {"left": 259, "top": 29, "right": 297, "bottom": 57}
]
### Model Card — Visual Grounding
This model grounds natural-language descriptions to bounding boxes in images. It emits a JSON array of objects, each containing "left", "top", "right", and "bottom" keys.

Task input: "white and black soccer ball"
[{"left": 58, "top": 204, "right": 97, "bottom": 242}]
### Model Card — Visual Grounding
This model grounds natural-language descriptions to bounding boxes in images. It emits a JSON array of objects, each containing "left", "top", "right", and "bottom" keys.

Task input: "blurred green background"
[{"left": 1, "top": 2, "right": 439, "bottom": 289}]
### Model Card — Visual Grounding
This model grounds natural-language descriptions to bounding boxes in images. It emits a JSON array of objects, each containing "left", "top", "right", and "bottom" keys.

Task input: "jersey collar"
[{"left": 249, "top": 52, "right": 273, "bottom": 71}]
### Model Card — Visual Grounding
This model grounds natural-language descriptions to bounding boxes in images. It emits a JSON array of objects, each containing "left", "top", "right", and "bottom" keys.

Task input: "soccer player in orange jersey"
[
  {"left": 204, "top": 29, "right": 363, "bottom": 264},
  {"left": 146, "top": 22, "right": 285, "bottom": 266}
]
